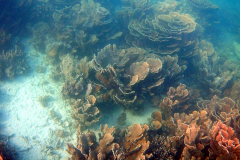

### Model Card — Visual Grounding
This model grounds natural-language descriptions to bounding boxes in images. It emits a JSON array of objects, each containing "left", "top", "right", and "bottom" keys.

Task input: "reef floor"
[{"left": 0, "top": 40, "right": 157, "bottom": 159}]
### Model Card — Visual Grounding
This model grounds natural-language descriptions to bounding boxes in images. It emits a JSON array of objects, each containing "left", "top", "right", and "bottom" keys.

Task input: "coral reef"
[
  {"left": 71, "top": 96, "right": 102, "bottom": 130},
  {"left": 188, "top": 0, "right": 219, "bottom": 11},
  {"left": 144, "top": 135, "right": 173, "bottom": 159},
  {"left": 159, "top": 83, "right": 190, "bottom": 120},
  {"left": 123, "top": 124, "right": 149, "bottom": 160},
  {"left": 61, "top": 76, "right": 84, "bottom": 99},
  {"left": 209, "top": 122, "right": 240, "bottom": 159},
  {"left": 157, "top": 95, "right": 240, "bottom": 159},
  {"left": 0, "top": 45, "right": 29, "bottom": 80},
  {"left": 67, "top": 123, "right": 171, "bottom": 160},
  {"left": 6, "top": 0, "right": 239, "bottom": 159},
  {"left": 116, "top": 0, "right": 152, "bottom": 29},
  {"left": 30, "top": 0, "right": 116, "bottom": 55},
  {"left": 0, "top": 0, "right": 33, "bottom": 51},
  {"left": 192, "top": 40, "right": 235, "bottom": 97},
  {"left": 91, "top": 44, "right": 186, "bottom": 109},
  {"left": 127, "top": 11, "right": 198, "bottom": 57},
  {"left": 197, "top": 95, "right": 236, "bottom": 122},
  {"left": 153, "top": 0, "right": 178, "bottom": 15},
  {"left": 51, "top": 55, "right": 90, "bottom": 82},
  {"left": 224, "top": 80, "right": 240, "bottom": 105},
  {"left": 149, "top": 111, "right": 162, "bottom": 130}
]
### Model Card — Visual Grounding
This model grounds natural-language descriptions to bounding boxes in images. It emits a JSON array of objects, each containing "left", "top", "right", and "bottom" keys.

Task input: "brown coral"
[
  {"left": 150, "top": 111, "right": 162, "bottom": 130},
  {"left": 72, "top": 98, "right": 102, "bottom": 130},
  {"left": 167, "top": 83, "right": 189, "bottom": 108},
  {"left": 159, "top": 83, "right": 190, "bottom": 120},
  {"left": 66, "top": 143, "right": 87, "bottom": 160},
  {"left": 127, "top": 11, "right": 198, "bottom": 57},
  {"left": 130, "top": 62, "right": 149, "bottom": 83},
  {"left": 225, "top": 80, "right": 240, "bottom": 105},
  {"left": 165, "top": 109, "right": 213, "bottom": 159},
  {"left": 61, "top": 76, "right": 84, "bottom": 99},
  {"left": 197, "top": 95, "right": 235, "bottom": 122},
  {"left": 163, "top": 55, "right": 187, "bottom": 79},
  {"left": 123, "top": 124, "right": 150, "bottom": 160},
  {"left": 67, "top": 123, "right": 152, "bottom": 160},
  {"left": 91, "top": 44, "right": 172, "bottom": 108},
  {"left": 91, "top": 44, "right": 187, "bottom": 109}
]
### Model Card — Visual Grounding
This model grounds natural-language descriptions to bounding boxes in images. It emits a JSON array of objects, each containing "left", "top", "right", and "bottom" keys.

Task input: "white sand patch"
[{"left": 0, "top": 43, "right": 76, "bottom": 160}]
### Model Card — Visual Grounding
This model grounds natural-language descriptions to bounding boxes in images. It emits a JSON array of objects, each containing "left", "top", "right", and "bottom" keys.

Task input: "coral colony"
[{"left": 1, "top": 0, "right": 240, "bottom": 159}]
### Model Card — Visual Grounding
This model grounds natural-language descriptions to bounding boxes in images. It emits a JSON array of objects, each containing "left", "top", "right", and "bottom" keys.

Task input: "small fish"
[{"left": 107, "top": 32, "right": 122, "bottom": 40}]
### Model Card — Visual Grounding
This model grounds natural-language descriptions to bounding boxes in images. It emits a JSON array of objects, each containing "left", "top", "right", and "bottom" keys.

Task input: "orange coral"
[
  {"left": 159, "top": 83, "right": 190, "bottom": 120},
  {"left": 130, "top": 62, "right": 149, "bottom": 83},
  {"left": 209, "top": 121, "right": 240, "bottom": 159},
  {"left": 167, "top": 83, "right": 189, "bottom": 110},
  {"left": 123, "top": 124, "right": 150, "bottom": 160},
  {"left": 150, "top": 111, "right": 162, "bottom": 130}
]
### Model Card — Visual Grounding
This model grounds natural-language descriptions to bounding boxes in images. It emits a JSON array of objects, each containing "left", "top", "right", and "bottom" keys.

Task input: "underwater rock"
[{"left": 30, "top": 22, "right": 50, "bottom": 53}]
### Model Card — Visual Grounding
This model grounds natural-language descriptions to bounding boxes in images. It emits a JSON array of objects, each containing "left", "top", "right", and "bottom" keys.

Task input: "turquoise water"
[{"left": 0, "top": 0, "right": 240, "bottom": 159}]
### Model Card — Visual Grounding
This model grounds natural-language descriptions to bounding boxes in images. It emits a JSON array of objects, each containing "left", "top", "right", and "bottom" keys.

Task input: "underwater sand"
[{"left": 0, "top": 41, "right": 157, "bottom": 159}]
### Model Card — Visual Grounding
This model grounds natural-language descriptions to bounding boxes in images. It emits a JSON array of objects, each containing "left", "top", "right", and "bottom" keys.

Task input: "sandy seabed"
[
  {"left": 0, "top": 42, "right": 157, "bottom": 160},
  {"left": 0, "top": 43, "right": 76, "bottom": 160}
]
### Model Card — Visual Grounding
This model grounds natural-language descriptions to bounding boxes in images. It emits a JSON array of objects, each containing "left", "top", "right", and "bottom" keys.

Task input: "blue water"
[{"left": 0, "top": 0, "right": 240, "bottom": 159}]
